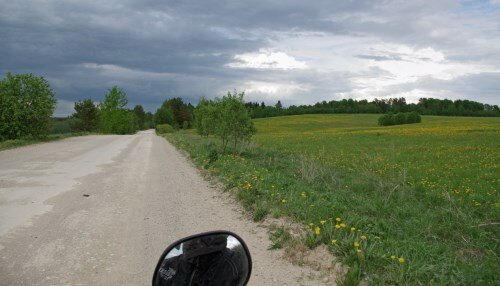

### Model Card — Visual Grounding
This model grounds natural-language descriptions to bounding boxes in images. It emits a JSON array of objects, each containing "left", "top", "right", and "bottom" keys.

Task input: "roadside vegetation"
[
  {"left": 164, "top": 113, "right": 499, "bottom": 285},
  {"left": 0, "top": 73, "right": 57, "bottom": 140},
  {"left": 154, "top": 97, "right": 194, "bottom": 129},
  {"left": 0, "top": 133, "right": 82, "bottom": 151},
  {"left": 0, "top": 72, "right": 159, "bottom": 150},
  {"left": 0, "top": 71, "right": 200, "bottom": 151},
  {"left": 155, "top": 124, "right": 175, "bottom": 134},
  {"left": 194, "top": 90, "right": 256, "bottom": 153}
]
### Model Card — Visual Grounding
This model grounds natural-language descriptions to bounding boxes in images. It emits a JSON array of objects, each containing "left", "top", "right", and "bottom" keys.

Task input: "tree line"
[
  {"left": 2, "top": 71, "right": 498, "bottom": 142},
  {"left": 246, "top": 97, "right": 500, "bottom": 118}
]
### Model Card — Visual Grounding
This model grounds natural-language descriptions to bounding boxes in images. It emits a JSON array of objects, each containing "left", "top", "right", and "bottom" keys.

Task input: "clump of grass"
[
  {"left": 252, "top": 203, "right": 269, "bottom": 222},
  {"left": 268, "top": 225, "right": 292, "bottom": 250},
  {"left": 339, "top": 264, "right": 361, "bottom": 286}
]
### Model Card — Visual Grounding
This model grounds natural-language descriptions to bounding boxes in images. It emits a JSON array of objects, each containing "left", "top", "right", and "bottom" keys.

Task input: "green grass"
[
  {"left": 268, "top": 225, "right": 293, "bottom": 250},
  {"left": 164, "top": 114, "right": 500, "bottom": 285}
]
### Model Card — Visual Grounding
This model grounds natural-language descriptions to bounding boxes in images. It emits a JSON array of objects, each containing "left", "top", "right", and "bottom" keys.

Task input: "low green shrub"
[
  {"left": 406, "top": 111, "right": 422, "bottom": 124},
  {"left": 378, "top": 112, "right": 422, "bottom": 126},
  {"left": 155, "top": 124, "right": 174, "bottom": 134},
  {"left": 378, "top": 114, "right": 395, "bottom": 126},
  {"left": 394, "top": 112, "right": 406, "bottom": 125}
]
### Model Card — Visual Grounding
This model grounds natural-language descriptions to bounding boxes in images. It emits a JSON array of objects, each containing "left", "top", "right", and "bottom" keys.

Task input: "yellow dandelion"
[
  {"left": 398, "top": 257, "right": 405, "bottom": 263},
  {"left": 354, "top": 241, "right": 360, "bottom": 248},
  {"left": 357, "top": 249, "right": 362, "bottom": 253},
  {"left": 308, "top": 223, "right": 314, "bottom": 228},
  {"left": 332, "top": 239, "right": 337, "bottom": 245},
  {"left": 361, "top": 235, "right": 367, "bottom": 240},
  {"left": 350, "top": 227, "right": 356, "bottom": 232},
  {"left": 335, "top": 217, "right": 341, "bottom": 222},
  {"left": 335, "top": 224, "right": 341, "bottom": 229},
  {"left": 281, "top": 199, "right": 286, "bottom": 203},
  {"left": 315, "top": 226, "right": 321, "bottom": 235},
  {"left": 340, "top": 223, "right": 346, "bottom": 228},
  {"left": 390, "top": 255, "right": 396, "bottom": 260},
  {"left": 320, "top": 220, "right": 326, "bottom": 225}
]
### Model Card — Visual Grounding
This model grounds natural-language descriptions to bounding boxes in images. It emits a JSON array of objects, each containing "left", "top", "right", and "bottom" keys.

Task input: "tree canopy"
[
  {"left": 99, "top": 86, "right": 138, "bottom": 134},
  {"left": 0, "top": 73, "right": 56, "bottom": 140},
  {"left": 70, "top": 99, "right": 100, "bottom": 132},
  {"left": 195, "top": 91, "right": 256, "bottom": 153},
  {"left": 245, "top": 97, "right": 500, "bottom": 119}
]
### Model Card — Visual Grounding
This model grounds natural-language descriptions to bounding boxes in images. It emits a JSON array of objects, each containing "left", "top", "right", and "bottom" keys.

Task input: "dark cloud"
[{"left": 1, "top": 0, "right": 499, "bottom": 116}]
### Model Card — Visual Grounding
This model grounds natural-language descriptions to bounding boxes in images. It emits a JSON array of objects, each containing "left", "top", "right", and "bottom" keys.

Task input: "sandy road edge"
[{"left": 158, "top": 134, "right": 346, "bottom": 284}]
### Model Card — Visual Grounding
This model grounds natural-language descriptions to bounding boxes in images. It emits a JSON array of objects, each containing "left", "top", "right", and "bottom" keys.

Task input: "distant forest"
[{"left": 245, "top": 97, "right": 500, "bottom": 118}]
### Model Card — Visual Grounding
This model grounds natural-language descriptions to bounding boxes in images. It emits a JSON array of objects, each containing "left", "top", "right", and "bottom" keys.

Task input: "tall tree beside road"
[
  {"left": 133, "top": 105, "right": 146, "bottom": 130},
  {"left": 154, "top": 103, "right": 174, "bottom": 126},
  {"left": 99, "top": 86, "right": 138, "bottom": 134},
  {"left": 195, "top": 91, "right": 256, "bottom": 153},
  {"left": 70, "top": 99, "right": 100, "bottom": 132},
  {"left": 0, "top": 72, "right": 56, "bottom": 140}
]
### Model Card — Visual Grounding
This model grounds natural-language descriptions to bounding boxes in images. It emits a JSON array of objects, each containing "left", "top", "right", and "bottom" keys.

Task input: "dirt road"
[{"left": 0, "top": 131, "right": 328, "bottom": 285}]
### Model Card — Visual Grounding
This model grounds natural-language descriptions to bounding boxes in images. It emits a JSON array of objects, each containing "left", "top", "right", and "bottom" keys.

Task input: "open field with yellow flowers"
[{"left": 164, "top": 114, "right": 499, "bottom": 285}]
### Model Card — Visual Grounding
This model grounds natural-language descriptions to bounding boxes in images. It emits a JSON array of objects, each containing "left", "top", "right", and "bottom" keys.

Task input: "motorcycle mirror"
[{"left": 152, "top": 231, "right": 252, "bottom": 286}]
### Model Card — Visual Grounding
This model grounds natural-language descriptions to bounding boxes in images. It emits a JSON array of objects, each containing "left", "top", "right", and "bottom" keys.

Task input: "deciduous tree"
[
  {"left": 99, "top": 86, "right": 138, "bottom": 134},
  {"left": 0, "top": 73, "right": 56, "bottom": 140}
]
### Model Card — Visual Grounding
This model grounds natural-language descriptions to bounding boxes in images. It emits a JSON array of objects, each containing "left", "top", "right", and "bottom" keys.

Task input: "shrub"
[
  {"left": 155, "top": 124, "right": 174, "bottom": 134},
  {"left": 379, "top": 112, "right": 421, "bottom": 126},
  {"left": 195, "top": 97, "right": 218, "bottom": 136},
  {"left": 394, "top": 112, "right": 406, "bottom": 125},
  {"left": 378, "top": 114, "right": 395, "bottom": 126},
  {"left": 195, "top": 91, "right": 256, "bottom": 153},
  {"left": 406, "top": 111, "right": 422, "bottom": 124}
]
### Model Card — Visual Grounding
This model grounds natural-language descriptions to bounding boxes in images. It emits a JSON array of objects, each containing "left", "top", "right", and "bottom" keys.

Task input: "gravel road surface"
[{"left": 0, "top": 131, "right": 328, "bottom": 285}]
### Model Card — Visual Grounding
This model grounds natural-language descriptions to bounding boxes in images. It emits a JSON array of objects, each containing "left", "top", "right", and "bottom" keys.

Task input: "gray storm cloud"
[{"left": 1, "top": 0, "right": 499, "bottom": 116}]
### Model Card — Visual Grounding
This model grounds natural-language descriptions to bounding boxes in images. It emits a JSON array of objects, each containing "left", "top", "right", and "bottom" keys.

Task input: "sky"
[{"left": 1, "top": 0, "right": 499, "bottom": 116}]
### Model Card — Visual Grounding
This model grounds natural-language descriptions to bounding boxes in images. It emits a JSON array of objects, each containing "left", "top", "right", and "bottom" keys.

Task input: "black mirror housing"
[{"left": 153, "top": 231, "right": 252, "bottom": 286}]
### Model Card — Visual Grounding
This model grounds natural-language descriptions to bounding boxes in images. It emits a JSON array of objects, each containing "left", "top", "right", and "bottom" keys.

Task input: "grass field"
[{"left": 165, "top": 114, "right": 499, "bottom": 285}]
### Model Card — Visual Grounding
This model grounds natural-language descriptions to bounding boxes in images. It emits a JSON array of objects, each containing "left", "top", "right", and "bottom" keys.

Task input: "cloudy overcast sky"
[{"left": 1, "top": 0, "right": 499, "bottom": 116}]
